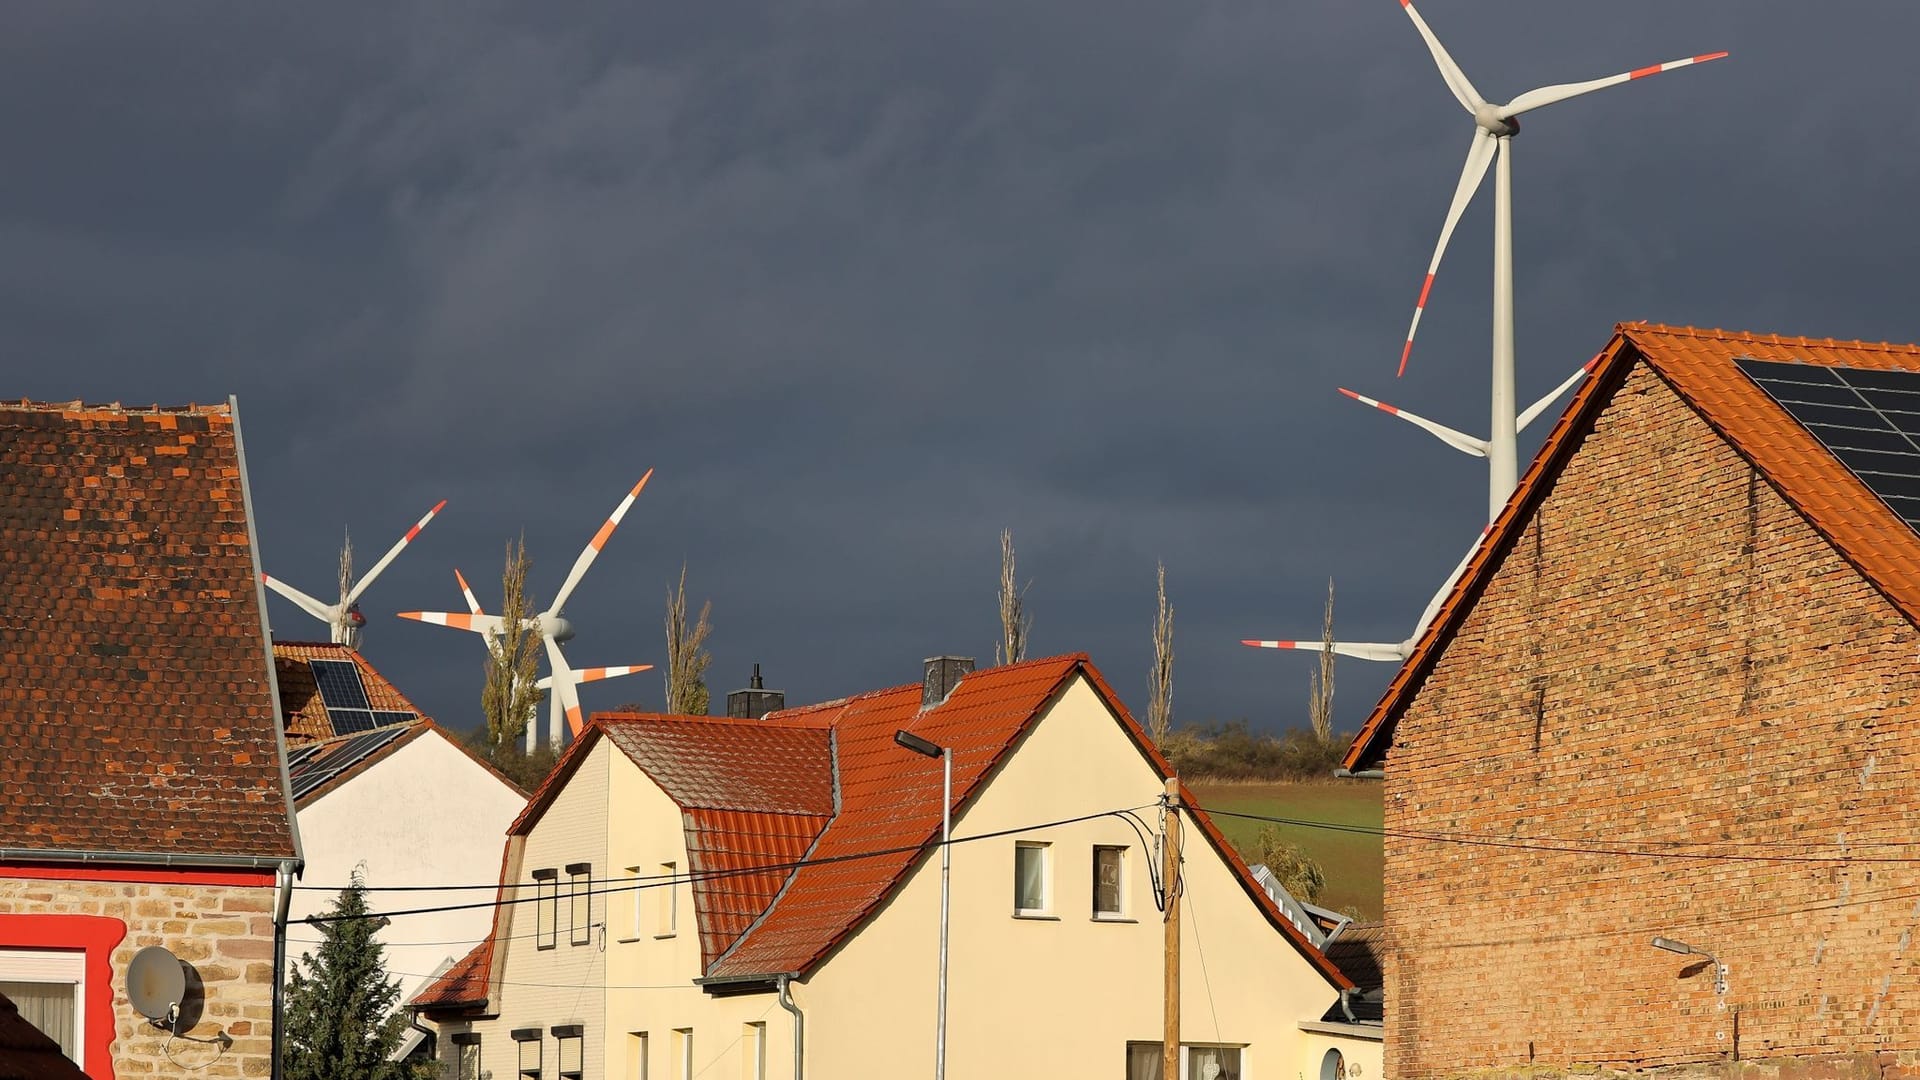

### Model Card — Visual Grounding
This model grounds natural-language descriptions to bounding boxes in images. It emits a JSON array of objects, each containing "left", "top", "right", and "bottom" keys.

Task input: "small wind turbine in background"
[
  {"left": 401, "top": 472, "right": 656, "bottom": 750},
  {"left": 261, "top": 500, "right": 447, "bottom": 649},
  {"left": 1392, "top": 0, "right": 1725, "bottom": 520},
  {"left": 1243, "top": 526, "right": 1487, "bottom": 663}
]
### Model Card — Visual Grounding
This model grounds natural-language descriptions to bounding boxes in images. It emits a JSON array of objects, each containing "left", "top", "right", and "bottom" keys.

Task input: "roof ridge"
[
  {"left": 1621, "top": 322, "right": 1920, "bottom": 357},
  {"left": 598, "top": 711, "right": 828, "bottom": 730},
  {"left": 3, "top": 399, "right": 233, "bottom": 416}
]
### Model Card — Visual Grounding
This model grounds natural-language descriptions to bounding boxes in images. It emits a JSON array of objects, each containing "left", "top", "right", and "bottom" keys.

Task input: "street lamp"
[
  {"left": 1651, "top": 936, "right": 1727, "bottom": 996},
  {"left": 895, "top": 729, "right": 950, "bottom": 1080}
]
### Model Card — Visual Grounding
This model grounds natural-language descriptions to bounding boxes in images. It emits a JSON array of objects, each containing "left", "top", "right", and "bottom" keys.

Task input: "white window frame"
[
  {"left": 0, "top": 947, "right": 85, "bottom": 1065},
  {"left": 1093, "top": 844, "right": 1128, "bottom": 919},
  {"left": 1123, "top": 1041, "right": 1251, "bottom": 1079},
  {"left": 656, "top": 862, "right": 678, "bottom": 938},
  {"left": 567, "top": 863, "right": 593, "bottom": 947},
  {"left": 1014, "top": 841, "right": 1052, "bottom": 916},
  {"left": 621, "top": 866, "right": 644, "bottom": 942},
  {"left": 742, "top": 1021, "right": 767, "bottom": 1080},
  {"left": 672, "top": 1028, "right": 694, "bottom": 1080}
]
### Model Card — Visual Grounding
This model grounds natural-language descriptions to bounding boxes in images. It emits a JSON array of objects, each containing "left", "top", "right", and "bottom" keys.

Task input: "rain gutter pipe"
[
  {"left": 777, "top": 975, "right": 804, "bottom": 1080},
  {"left": 273, "top": 860, "right": 297, "bottom": 1080}
]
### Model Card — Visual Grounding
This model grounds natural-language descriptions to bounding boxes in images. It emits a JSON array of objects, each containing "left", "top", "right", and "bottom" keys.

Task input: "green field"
[{"left": 1189, "top": 780, "right": 1384, "bottom": 920}]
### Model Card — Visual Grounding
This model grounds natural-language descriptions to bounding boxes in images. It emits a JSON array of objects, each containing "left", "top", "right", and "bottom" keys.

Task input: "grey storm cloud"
[{"left": 6, "top": 0, "right": 1917, "bottom": 735}]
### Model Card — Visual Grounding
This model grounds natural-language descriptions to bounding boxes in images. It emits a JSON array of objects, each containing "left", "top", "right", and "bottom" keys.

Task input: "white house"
[
  {"left": 274, "top": 642, "right": 528, "bottom": 1003},
  {"left": 414, "top": 653, "right": 1379, "bottom": 1080}
]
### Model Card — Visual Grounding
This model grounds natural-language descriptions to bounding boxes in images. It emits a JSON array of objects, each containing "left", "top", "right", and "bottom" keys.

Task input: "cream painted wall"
[
  {"left": 289, "top": 729, "right": 527, "bottom": 1001},
  {"left": 798, "top": 675, "right": 1351, "bottom": 1079}
]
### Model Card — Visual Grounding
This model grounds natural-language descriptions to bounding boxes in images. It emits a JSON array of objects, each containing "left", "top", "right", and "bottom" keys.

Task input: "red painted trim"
[
  {"left": 0, "top": 864, "right": 274, "bottom": 887},
  {"left": 0, "top": 912, "right": 128, "bottom": 1080}
]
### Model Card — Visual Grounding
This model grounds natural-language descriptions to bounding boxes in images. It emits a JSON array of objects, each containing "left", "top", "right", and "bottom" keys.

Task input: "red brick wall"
[
  {"left": 1382, "top": 360, "right": 1920, "bottom": 1080},
  {"left": 0, "top": 873, "right": 278, "bottom": 1079}
]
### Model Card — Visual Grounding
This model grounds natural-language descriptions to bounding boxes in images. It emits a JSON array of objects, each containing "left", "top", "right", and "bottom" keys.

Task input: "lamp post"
[
  {"left": 1652, "top": 936, "right": 1728, "bottom": 997},
  {"left": 895, "top": 730, "right": 950, "bottom": 1080}
]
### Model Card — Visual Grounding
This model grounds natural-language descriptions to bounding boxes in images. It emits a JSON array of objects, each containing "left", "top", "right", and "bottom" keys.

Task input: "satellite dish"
[{"left": 127, "top": 946, "right": 185, "bottom": 1025}]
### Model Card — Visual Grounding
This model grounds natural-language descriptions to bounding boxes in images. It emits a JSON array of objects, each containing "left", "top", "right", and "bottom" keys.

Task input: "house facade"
[
  {"left": 273, "top": 642, "right": 528, "bottom": 1002},
  {"left": 418, "top": 654, "right": 1374, "bottom": 1079},
  {"left": 1345, "top": 325, "right": 1920, "bottom": 1080},
  {"left": 0, "top": 400, "right": 302, "bottom": 1080}
]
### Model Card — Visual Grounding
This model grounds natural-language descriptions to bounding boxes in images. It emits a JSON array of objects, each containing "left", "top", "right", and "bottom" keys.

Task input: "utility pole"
[{"left": 1162, "top": 776, "right": 1182, "bottom": 1079}]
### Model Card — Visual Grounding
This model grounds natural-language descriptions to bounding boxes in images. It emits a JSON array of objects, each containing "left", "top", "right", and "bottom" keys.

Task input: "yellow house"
[{"left": 415, "top": 654, "right": 1377, "bottom": 1079}]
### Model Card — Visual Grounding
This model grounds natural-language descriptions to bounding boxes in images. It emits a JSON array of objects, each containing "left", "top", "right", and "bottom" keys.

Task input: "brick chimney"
[
  {"left": 726, "top": 664, "right": 786, "bottom": 719},
  {"left": 921, "top": 656, "right": 975, "bottom": 709}
]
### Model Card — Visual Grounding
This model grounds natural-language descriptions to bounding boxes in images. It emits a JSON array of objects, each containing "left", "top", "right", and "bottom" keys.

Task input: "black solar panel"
[
  {"left": 288, "top": 725, "right": 413, "bottom": 801},
  {"left": 327, "top": 708, "right": 378, "bottom": 736},
  {"left": 372, "top": 711, "right": 417, "bottom": 728},
  {"left": 1738, "top": 357, "right": 1920, "bottom": 532},
  {"left": 309, "top": 659, "right": 371, "bottom": 710}
]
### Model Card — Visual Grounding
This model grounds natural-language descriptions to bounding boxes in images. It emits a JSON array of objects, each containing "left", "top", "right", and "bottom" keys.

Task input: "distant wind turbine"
[
  {"left": 261, "top": 500, "right": 446, "bottom": 649},
  {"left": 1393, "top": 0, "right": 1725, "bottom": 519},
  {"left": 1339, "top": 353, "right": 1600, "bottom": 475},
  {"left": 1243, "top": 526, "right": 1488, "bottom": 663}
]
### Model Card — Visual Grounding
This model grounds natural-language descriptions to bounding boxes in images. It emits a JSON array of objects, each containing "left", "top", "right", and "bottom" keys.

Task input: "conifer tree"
[{"left": 283, "top": 872, "right": 424, "bottom": 1080}]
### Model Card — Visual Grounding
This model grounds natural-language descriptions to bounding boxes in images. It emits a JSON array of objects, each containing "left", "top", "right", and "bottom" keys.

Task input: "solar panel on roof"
[
  {"left": 372, "top": 710, "right": 416, "bottom": 728},
  {"left": 327, "top": 708, "right": 378, "bottom": 736},
  {"left": 288, "top": 725, "right": 412, "bottom": 801},
  {"left": 1739, "top": 357, "right": 1920, "bottom": 532},
  {"left": 308, "top": 659, "right": 371, "bottom": 710}
]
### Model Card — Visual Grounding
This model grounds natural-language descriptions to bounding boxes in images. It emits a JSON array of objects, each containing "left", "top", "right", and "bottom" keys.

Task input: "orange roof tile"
[
  {"left": 1346, "top": 323, "right": 1920, "bottom": 770},
  {"left": 0, "top": 400, "right": 296, "bottom": 860},
  {"left": 411, "top": 934, "right": 493, "bottom": 1011}
]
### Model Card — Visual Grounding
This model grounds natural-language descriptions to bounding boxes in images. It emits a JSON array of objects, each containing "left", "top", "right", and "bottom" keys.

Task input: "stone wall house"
[
  {"left": 415, "top": 654, "right": 1376, "bottom": 1080},
  {"left": 0, "top": 400, "right": 302, "bottom": 1080},
  {"left": 1344, "top": 325, "right": 1920, "bottom": 1080}
]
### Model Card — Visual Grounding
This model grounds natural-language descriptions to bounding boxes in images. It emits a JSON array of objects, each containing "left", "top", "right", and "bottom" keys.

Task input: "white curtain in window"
[
  {"left": 1016, "top": 846, "right": 1045, "bottom": 910},
  {"left": 1187, "top": 1046, "right": 1242, "bottom": 1080},
  {"left": 0, "top": 979, "right": 77, "bottom": 1060},
  {"left": 1126, "top": 1042, "right": 1164, "bottom": 1080}
]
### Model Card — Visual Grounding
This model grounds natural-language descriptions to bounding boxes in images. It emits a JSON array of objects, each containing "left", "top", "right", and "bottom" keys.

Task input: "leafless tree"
[
  {"left": 481, "top": 537, "right": 543, "bottom": 760},
  {"left": 1308, "top": 579, "right": 1336, "bottom": 745},
  {"left": 664, "top": 563, "right": 714, "bottom": 715},
  {"left": 334, "top": 530, "right": 355, "bottom": 643},
  {"left": 1148, "top": 561, "right": 1175, "bottom": 746},
  {"left": 996, "top": 528, "right": 1032, "bottom": 665}
]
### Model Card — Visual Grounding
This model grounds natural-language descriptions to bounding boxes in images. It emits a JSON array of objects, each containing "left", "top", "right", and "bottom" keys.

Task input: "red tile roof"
[
  {"left": 0, "top": 400, "right": 296, "bottom": 860},
  {"left": 273, "top": 641, "right": 427, "bottom": 743},
  {"left": 1345, "top": 323, "right": 1920, "bottom": 770},
  {"left": 411, "top": 937, "right": 493, "bottom": 1012}
]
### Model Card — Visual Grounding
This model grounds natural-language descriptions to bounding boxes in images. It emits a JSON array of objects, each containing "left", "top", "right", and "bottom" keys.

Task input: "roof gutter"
[
  {"left": 0, "top": 848, "right": 300, "bottom": 871},
  {"left": 1332, "top": 768, "right": 1384, "bottom": 781}
]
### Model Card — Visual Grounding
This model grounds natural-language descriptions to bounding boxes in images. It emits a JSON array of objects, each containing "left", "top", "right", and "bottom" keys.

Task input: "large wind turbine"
[
  {"left": 401, "top": 472, "right": 656, "bottom": 748},
  {"left": 1393, "top": 0, "right": 1724, "bottom": 519},
  {"left": 261, "top": 500, "right": 446, "bottom": 649},
  {"left": 1243, "top": 526, "right": 1488, "bottom": 663}
]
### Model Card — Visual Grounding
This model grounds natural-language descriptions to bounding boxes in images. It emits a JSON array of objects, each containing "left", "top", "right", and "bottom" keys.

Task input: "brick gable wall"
[{"left": 1383, "top": 360, "right": 1920, "bottom": 1079}]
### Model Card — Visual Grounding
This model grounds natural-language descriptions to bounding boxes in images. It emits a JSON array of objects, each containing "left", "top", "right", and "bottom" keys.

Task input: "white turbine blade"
[
  {"left": 1241, "top": 639, "right": 1410, "bottom": 663},
  {"left": 573, "top": 664, "right": 655, "bottom": 684},
  {"left": 1400, "top": 0, "right": 1486, "bottom": 113},
  {"left": 1516, "top": 354, "right": 1603, "bottom": 432},
  {"left": 398, "top": 610, "right": 504, "bottom": 636},
  {"left": 546, "top": 469, "right": 654, "bottom": 618},
  {"left": 262, "top": 573, "right": 337, "bottom": 624},
  {"left": 1399, "top": 128, "right": 1498, "bottom": 377},
  {"left": 454, "top": 568, "right": 484, "bottom": 616},
  {"left": 1409, "top": 525, "right": 1493, "bottom": 642},
  {"left": 1500, "top": 51, "right": 1727, "bottom": 119},
  {"left": 1339, "top": 388, "right": 1489, "bottom": 457},
  {"left": 345, "top": 499, "right": 447, "bottom": 605},
  {"left": 543, "top": 634, "right": 587, "bottom": 737},
  {"left": 535, "top": 674, "right": 554, "bottom": 691}
]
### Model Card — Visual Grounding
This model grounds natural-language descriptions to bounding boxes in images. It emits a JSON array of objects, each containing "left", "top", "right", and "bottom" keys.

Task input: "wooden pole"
[{"left": 1163, "top": 776, "right": 1181, "bottom": 1079}]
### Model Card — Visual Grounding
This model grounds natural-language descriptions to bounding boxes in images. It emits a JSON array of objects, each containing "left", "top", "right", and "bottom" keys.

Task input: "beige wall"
[
  {"left": 291, "top": 730, "right": 527, "bottom": 1000},
  {"left": 0, "top": 873, "right": 278, "bottom": 1080}
]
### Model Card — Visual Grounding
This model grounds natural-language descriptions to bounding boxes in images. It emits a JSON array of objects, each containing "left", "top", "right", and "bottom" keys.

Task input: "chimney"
[
  {"left": 921, "top": 656, "right": 975, "bottom": 709},
  {"left": 727, "top": 664, "right": 786, "bottom": 719}
]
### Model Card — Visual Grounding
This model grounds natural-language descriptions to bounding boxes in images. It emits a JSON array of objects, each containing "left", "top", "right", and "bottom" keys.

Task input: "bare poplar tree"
[
  {"left": 664, "top": 563, "right": 714, "bottom": 715},
  {"left": 1148, "top": 561, "right": 1175, "bottom": 746},
  {"left": 334, "top": 530, "right": 355, "bottom": 643},
  {"left": 1308, "top": 579, "right": 1336, "bottom": 745},
  {"left": 996, "top": 528, "right": 1032, "bottom": 665},
  {"left": 481, "top": 537, "right": 543, "bottom": 760}
]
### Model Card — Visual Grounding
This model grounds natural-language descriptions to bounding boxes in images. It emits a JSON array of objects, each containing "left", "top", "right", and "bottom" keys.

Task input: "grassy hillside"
[{"left": 1189, "top": 780, "right": 1383, "bottom": 920}]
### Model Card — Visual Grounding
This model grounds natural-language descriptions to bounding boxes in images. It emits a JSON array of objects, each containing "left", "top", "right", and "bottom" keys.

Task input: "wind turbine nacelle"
[
  {"left": 1473, "top": 104, "right": 1517, "bottom": 137},
  {"left": 545, "top": 615, "right": 576, "bottom": 643}
]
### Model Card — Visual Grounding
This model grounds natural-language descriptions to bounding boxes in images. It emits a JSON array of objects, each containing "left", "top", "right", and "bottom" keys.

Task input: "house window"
[
  {"left": 1014, "top": 841, "right": 1050, "bottom": 915},
  {"left": 622, "top": 866, "right": 643, "bottom": 941},
  {"left": 657, "top": 862, "right": 678, "bottom": 937},
  {"left": 450, "top": 1032, "right": 482, "bottom": 1080},
  {"left": 1124, "top": 1041, "right": 1247, "bottom": 1079},
  {"left": 552, "top": 1024, "right": 584, "bottom": 1080},
  {"left": 0, "top": 948, "right": 84, "bottom": 1064},
  {"left": 534, "top": 868, "right": 559, "bottom": 950},
  {"left": 628, "top": 1031, "right": 649, "bottom": 1080},
  {"left": 742, "top": 1021, "right": 766, "bottom": 1080},
  {"left": 567, "top": 863, "right": 593, "bottom": 946},
  {"left": 1094, "top": 845, "right": 1126, "bottom": 918},
  {"left": 672, "top": 1028, "right": 694, "bottom": 1080},
  {"left": 512, "top": 1027, "right": 542, "bottom": 1080}
]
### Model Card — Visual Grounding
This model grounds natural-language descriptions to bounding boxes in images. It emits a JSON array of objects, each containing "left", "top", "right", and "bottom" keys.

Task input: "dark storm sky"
[{"left": 8, "top": 2, "right": 1914, "bottom": 737}]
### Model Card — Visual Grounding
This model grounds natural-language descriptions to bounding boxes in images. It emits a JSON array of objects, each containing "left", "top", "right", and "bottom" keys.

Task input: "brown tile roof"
[
  {"left": 0, "top": 400, "right": 296, "bottom": 860},
  {"left": 411, "top": 937, "right": 493, "bottom": 1012},
  {"left": 1345, "top": 323, "right": 1920, "bottom": 770},
  {"left": 0, "top": 990, "right": 90, "bottom": 1080},
  {"left": 436, "top": 655, "right": 1351, "bottom": 998},
  {"left": 273, "top": 641, "right": 426, "bottom": 743}
]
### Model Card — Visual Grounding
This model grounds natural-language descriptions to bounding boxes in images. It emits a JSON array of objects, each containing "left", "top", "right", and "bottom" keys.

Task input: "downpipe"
[
  {"left": 777, "top": 975, "right": 804, "bottom": 1080},
  {"left": 272, "top": 861, "right": 296, "bottom": 1080}
]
